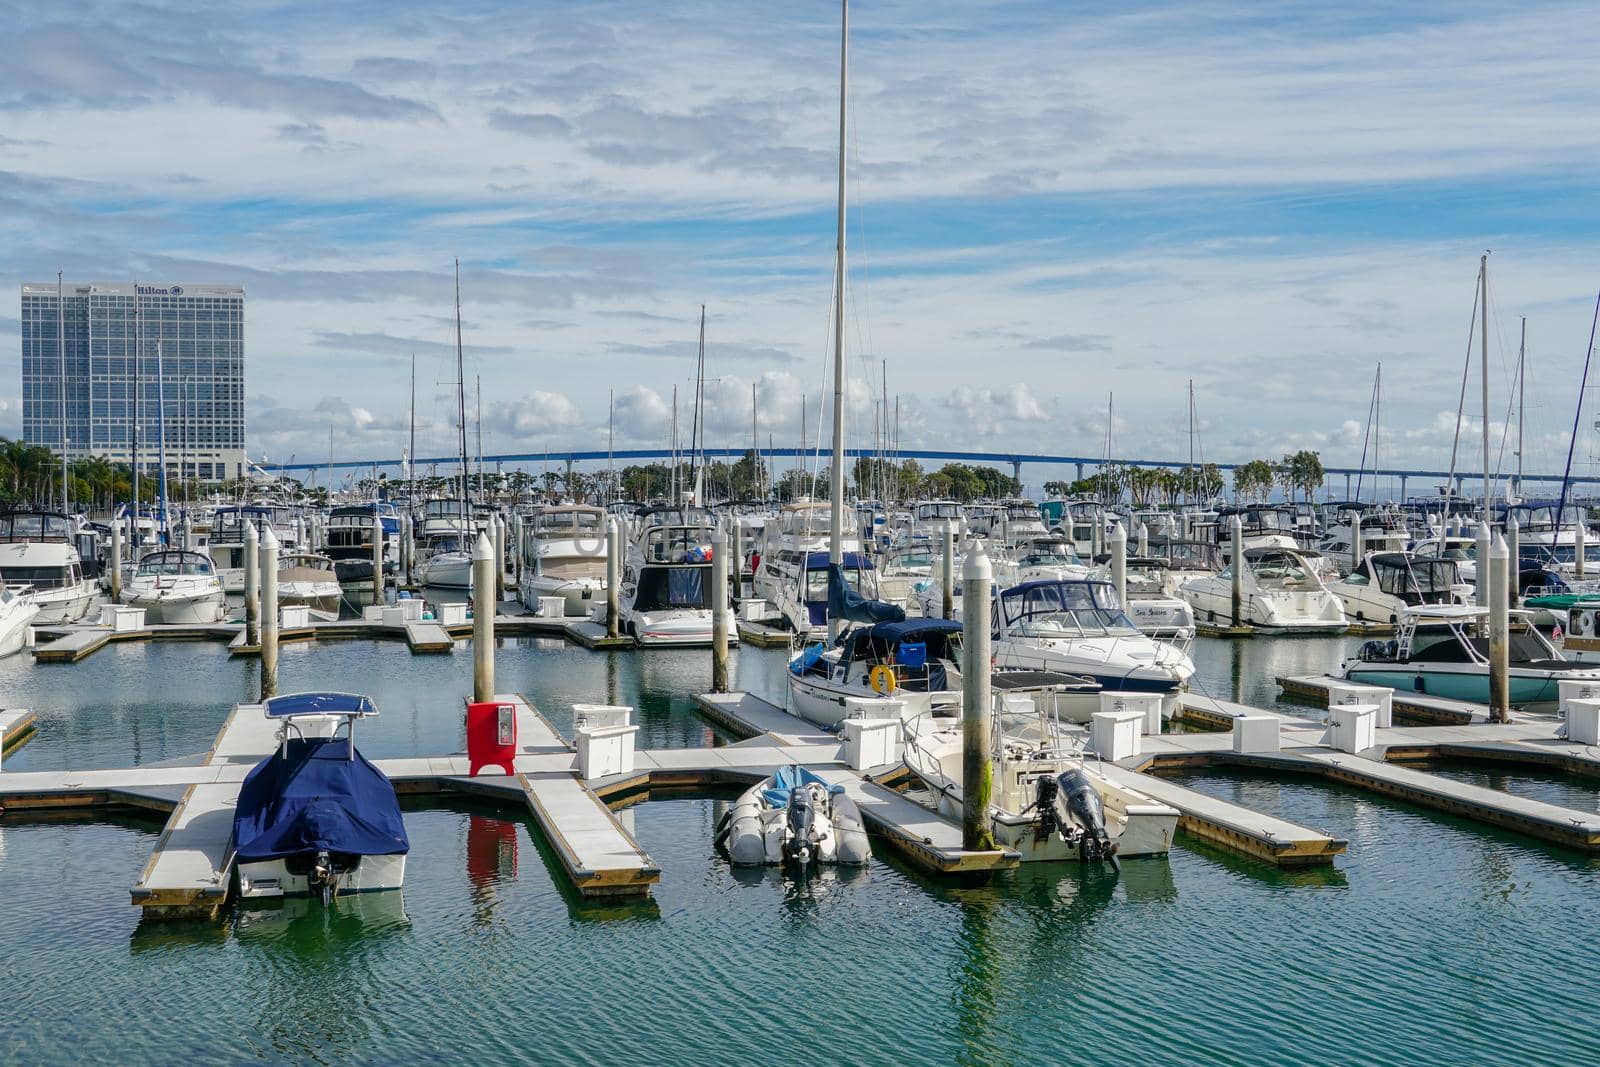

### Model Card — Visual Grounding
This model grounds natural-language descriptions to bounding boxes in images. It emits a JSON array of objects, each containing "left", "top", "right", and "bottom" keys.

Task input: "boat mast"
[
  {"left": 828, "top": 0, "right": 849, "bottom": 640},
  {"left": 1555, "top": 292, "right": 1600, "bottom": 556},
  {"left": 58, "top": 272, "right": 68, "bottom": 514},
  {"left": 132, "top": 281, "right": 141, "bottom": 536},
  {"left": 407, "top": 352, "right": 416, "bottom": 490},
  {"left": 454, "top": 259, "right": 469, "bottom": 532},
  {"left": 1480, "top": 252, "right": 1491, "bottom": 520},
  {"left": 690, "top": 305, "right": 706, "bottom": 504},
  {"left": 1187, "top": 378, "right": 1195, "bottom": 504},
  {"left": 751, "top": 381, "right": 759, "bottom": 499},
  {"left": 1515, "top": 318, "right": 1526, "bottom": 501},
  {"left": 1374, "top": 362, "right": 1382, "bottom": 502},
  {"left": 608, "top": 387, "right": 615, "bottom": 503},
  {"left": 475, "top": 374, "right": 483, "bottom": 504},
  {"left": 670, "top": 385, "right": 678, "bottom": 504},
  {"left": 155, "top": 339, "right": 169, "bottom": 543}
]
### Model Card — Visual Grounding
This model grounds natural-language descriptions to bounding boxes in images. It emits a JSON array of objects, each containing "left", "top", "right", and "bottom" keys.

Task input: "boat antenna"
[{"left": 454, "top": 259, "right": 469, "bottom": 535}]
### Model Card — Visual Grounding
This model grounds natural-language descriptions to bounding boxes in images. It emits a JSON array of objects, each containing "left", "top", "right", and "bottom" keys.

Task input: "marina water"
[{"left": 2, "top": 638, "right": 1598, "bottom": 1064}]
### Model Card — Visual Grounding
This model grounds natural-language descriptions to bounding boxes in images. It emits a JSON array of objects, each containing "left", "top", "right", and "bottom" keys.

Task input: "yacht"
[
  {"left": 323, "top": 503, "right": 399, "bottom": 606},
  {"left": 1316, "top": 504, "right": 1410, "bottom": 572},
  {"left": 788, "top": 616, "right": 965, "bottom": 729},
  {"left": 209, "top": 505, "right": 300, "bottom": 593},
  {"left": 413, "top": 499, "right": 476, "bottom": 590},
  {"left": 121, "top": 549, "right": 227, "bottom": 624},
  {"left": 909, "top": 499, "right": 965, "bottom": 541},
  {"left": 0, "top": 585, "right": 40, "bottom": 657},
  {"left": 1011, "top": 534, "right": 1092, "bottom": 583},
  {"left": 234, "top": 692, "right": 409, "bottom": 903},
  {"left": 755, "top": 501, "right": 871, "bottom": 633},
  {"left": 0, "top": 510, "right": 96, "bottom": 623},
  {"left": 519, "top": 504, "right": 608, "bottom": 616},
  {"left": 1333, "top": 551, "right": 1468, "bottom": 627},
  {"left": 991, "top": 580, "right": 1194, "bottom": 714},
  {"left": 1118, "top": 556, "right": 1198, "bottom": 640},
  {"left": 1342, "top": 605, "right": 1600, "bottom": 705},
  {"left": 994, "top": 499, "right": 1048, "bottom": 548},
  {"left": 617, "top": 517, "right": 734, "bottom": 647},
  {"left": 277, "top": 552, "right": 343, "bottom": 617},
  {"left": 875, "top": 538, "right": 936, "bottom": 613},
  {"left": 1179, "top": 546, "right": 1348, "bottom": 633},
  {"left": 902, "top": 678, "right": 1177, "bottom": 862}
]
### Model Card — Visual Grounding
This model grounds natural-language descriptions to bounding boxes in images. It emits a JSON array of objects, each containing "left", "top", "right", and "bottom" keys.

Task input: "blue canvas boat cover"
[
  {"left": 760, "top": 764, "right": 840, "bottom": 809},
  {"left": 233, "top": 737, "right": 410, "bottom": 862},
  {"left": 827, "top": 563, "right": 905, "bottom": 624}
]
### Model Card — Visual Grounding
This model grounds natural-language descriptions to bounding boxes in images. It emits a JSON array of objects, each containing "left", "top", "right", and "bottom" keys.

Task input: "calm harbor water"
[{"left": 2, "top": 635, "right": 1598, "bottom": 1064}]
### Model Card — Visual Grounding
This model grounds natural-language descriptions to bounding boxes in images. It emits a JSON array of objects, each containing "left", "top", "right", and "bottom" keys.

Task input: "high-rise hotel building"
[{"left": 20, "top": 281, "right": 246, "bottom": 482}]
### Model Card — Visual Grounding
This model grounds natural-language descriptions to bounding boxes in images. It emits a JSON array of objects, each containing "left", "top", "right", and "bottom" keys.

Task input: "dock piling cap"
[
  {"left": 473, "top": 532, "right": 494, "bottom": 560},
  {"left": 963, "top": 540, "right": 992, "bottom": 582},
  {"left": 244, "top": 522, "right": 257, "bottom": 545},
  {"left": 260, "top": 525, "right": 278, "bottom": 551}
]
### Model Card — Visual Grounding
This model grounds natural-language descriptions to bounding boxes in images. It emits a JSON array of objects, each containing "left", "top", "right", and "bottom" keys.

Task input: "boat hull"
[
  {"left": 416, "top": 555, "right": 473, "bottom": 590},
  {"left": 237, "top": 853, "right": 407, "bottom": 899},
  {"left": 31, "top": 584, "right": 95, "bottom": 625},
  {"left": 123, "top": 589, "right": 227, "bottom": 625},
  {"left": 1342, "top": 663, "right": 1600, "bottom": 706}
]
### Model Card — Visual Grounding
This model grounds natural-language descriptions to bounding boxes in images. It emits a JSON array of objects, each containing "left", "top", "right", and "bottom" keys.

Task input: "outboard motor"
[
  {"left": 785, "top": 785, "right": 818, "bottom": 867},
  {"left": 1052, "top": 767, "right": 1118, "bottom": 867},
  {"left": 1033, "top": 773, "right": 1061, "bottom": 839}
]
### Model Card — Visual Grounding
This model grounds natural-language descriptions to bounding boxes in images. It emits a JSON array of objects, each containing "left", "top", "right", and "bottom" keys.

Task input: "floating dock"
[
  {"left": 1, "top": 708, "right": 36, "bottom": 757},
  {"left": 1277, "top": 675, "right": 1490, "bottom": 725}
]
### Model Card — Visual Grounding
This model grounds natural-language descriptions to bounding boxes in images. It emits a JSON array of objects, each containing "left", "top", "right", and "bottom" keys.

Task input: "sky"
[{"left": 3, "top": 0, "right": 1599, "bottom": 491}]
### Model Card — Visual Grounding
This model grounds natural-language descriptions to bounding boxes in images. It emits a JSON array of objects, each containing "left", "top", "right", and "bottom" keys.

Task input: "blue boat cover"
[
  {"left": 233, "top": 738, "right": 410, "bottom": 862},
  {"left": 264, "top": 692, "right": 377, "bottom": 719},
  {"left": 827, "top": 563, "right": 905, "bottom": 624},
  {"left": 760, "top": 764, "right": 841, "bottom": 809}
]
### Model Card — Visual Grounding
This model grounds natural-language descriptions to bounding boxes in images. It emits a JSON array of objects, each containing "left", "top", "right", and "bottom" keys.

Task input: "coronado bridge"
[{"left": 265, "top": 446, "right": 1600, "bottom": 497}]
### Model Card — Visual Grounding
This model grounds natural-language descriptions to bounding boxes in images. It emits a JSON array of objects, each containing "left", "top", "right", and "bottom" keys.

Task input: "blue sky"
[{"left": 3, "top": 0, "right": 1599, "bottom": 488}]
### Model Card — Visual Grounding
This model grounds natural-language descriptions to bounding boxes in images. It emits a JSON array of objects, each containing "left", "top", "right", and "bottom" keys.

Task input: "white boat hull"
[
  {"left": 237, "top": 853, "right": 407, "bottom": 899},
  {"left": 124, "top": 588, "right": 227, "bottom": 625},
  {"left": 417, "top": 554, "right": 472, "bottom": 590},
  {"left": 31, "top": 583, "right": 96, "bottom": 624}
]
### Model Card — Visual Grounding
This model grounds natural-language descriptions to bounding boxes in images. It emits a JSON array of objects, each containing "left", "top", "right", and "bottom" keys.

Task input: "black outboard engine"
[
  {"left": 1033, "top": 773, "right": 1061, "bottom": 839},
  {"left": 1052, "top": 767, "right": 1118, "bottom": 867},
  {"left": 785, "top": 786, "right": 818, "bottom": 866}
]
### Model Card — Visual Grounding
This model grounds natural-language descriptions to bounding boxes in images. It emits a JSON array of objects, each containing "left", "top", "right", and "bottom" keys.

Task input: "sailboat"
[{"left": 414, "top": 261, "right": 477, "bottom": 591}]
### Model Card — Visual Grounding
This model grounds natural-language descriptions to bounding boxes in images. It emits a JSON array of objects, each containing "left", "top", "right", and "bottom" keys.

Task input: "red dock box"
[{"left": 467, "top": 701, "right": 517, "bottom": 777}]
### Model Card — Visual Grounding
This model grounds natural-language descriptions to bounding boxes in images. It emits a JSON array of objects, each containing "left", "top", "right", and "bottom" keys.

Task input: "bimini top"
[
  {"left": 804, "top": 551, "right": 873, "bottom": 570},
  {"left": 264, "top": 691, "right": 379, "bottom": 719}
]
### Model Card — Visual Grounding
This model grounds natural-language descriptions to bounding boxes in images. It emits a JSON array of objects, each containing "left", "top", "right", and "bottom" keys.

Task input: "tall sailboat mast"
[
  {"left": 828, "top": 0, "right": 849, "bottom": 643},
  {"left": 454, "top": 259, "right": 469, "bottom": 529},
  {"left": 407, "top": 353, "right": 416, "bottom": 489},
  {"left": 155, "top": 339, "right": 169, "bottom": 542},
  {"left": 1480, "top": 252, "right": 1491, "bottom": 520},
  {"left": 1515, "top": 318, "right": 1526, "bottom": 500},
  {"left": 58, "top": 272, "right": 68, "bottom": 513}
]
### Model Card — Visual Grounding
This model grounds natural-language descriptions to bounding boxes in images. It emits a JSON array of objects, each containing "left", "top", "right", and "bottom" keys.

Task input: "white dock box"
[
  {"left": 1328, "top": 704, "right": 1378, "bottom": 753},
  {"left": 280, "top": 604, "right": 310, "bottom": 629},
  {"left": 738, "top": 598, "right": 769, "bottom": 623},
  {"left": 1324, "top": 680, "right": 1393, "bottom": 728},
  {"left": 439, "top": 602, "right": 468, "bottom": 626},
  {"left": 1232, "top": 715, "right": 1281, "bottom": 753},
  {"left": 1558, "top": 679, "right": 1600, "bottom": 718},
  {"left": 842, "top": 717, "right": 899, "bottom": 771},
  {"left": 573, "top": 704, "right": 638, "bottom": 780},
  {"left": 381, "top": 605, "right": 407, "bottom": 627},
  {"left": 1565, "top": 697, "right": 1600, "bottom": 746},
  {"left": 1099, "top": 691, "right": 1165, "bottom": 735},
  {"left": 362, "top": 605, "right": 385, "bottom": 622},
  {"left": 1090, "top": 710, "right": 1143, "bottom": 762},
  {"left": 537, "top": 596, "right": 566, "bottom": 619},
  {"left": 102, "top": 605, "right": 145, "bottom": 632},
  {"left": 394, "top": 597, "right": 424, "bottom": 622}
]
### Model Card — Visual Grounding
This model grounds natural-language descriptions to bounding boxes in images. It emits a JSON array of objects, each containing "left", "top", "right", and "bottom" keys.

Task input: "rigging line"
[
  {"left": 1354, "top": 367, "right": 1378, "bottom": 502},
  {"left": 1554, "top": 291, "right": 1600, "bottom": 545},
  {"left": 1445, "top": 267, "right": 1482, "bottom": 516}
]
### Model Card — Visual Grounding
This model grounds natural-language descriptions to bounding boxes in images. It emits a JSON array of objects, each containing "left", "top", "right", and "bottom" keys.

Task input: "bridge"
[{"left": 268, "top": 446, "right": 1600, "bottom": 494}]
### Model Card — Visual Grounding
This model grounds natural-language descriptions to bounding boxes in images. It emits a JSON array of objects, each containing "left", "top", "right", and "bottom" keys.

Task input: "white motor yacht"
[
  {"left": 1179, "top": 546, "right": 1348, "bottom": 633},
  {"left": 122, "top": 549, "right": 227, "bottom": 624},
  {"left": 519, "top": 505, "right": 608, "bottom": 616},
  {"left": 277, "top": 552, "right": 343, "bottom": 617},
  {"left": 1333, "top": 551, "right": 1469, "bottom": 627},
  {"left": 0, "top": 511, "right": 96, "bottom": 623},
  {"left": 617, "top": 516, "right": 735, "bottom": 647},
  {"left": 991, "top": 580, "right": 1194, "bottom": 717},
  {"left": 0, "top": 585, "right": 40, "bottom": 657},
  {"left": 787, "top": 617, "right": 965, "bottom": 729}
]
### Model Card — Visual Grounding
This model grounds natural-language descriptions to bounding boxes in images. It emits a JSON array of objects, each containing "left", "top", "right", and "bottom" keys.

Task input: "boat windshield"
[
  {"left": 425, "top": 536, "right": 465, "bottom": 555},
  {"left": 1018, "top": 542, "right": 1082, "bottom": 566},
  {"left": 1369, "top": 557, "right": 1458, "bottom": 602},
  {"left": 886, "top": 547, "right": 935, "bottom": 570},
  {"left": 804, "top": 562, "right": 870, "bottom": 601},
  {"left": 1243, "top": 551, "right": 1315, "bottom": 588},
  {"left": 0, "top": 513, "right": 71, "bottom": 541},
  {"left": 634, "top": 566, "right": 709, "bottom": 611},
  {"left": 999, "top": 582, "right": 1139, "bottom": 636},
  {"left": 137, "top": 553, "right": 213, "bottom": 577}
]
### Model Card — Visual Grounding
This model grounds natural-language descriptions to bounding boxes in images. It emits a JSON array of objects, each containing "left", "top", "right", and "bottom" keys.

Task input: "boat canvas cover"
[
  {"left": 760, "top": 764, "right": 841, "bottom": 809},
  {"left": 827, "top": 563, "right": 904, "bottom": 624},
  {"left": 233, "top": 738, "right": 409, "bottom": 862}
]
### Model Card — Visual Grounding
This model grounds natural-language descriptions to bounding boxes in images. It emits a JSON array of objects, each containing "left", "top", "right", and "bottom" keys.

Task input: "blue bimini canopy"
[
  {"left": 233, "top": 737, "right": 409, "bottom": 863},
  {"left": 265, "top": 692, "right": 378, "bottom": 719}
]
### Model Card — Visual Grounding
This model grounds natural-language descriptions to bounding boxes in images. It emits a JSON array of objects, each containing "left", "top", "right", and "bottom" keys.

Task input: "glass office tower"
[{"left": 20, "top": 281, "right": 246, "bottom": 482}]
